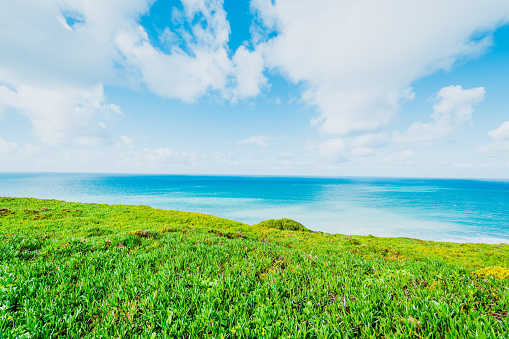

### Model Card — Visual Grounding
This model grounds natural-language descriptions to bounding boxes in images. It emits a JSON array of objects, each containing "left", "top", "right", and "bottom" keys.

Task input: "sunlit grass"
[{"left": 0, "top": 197, "right": 508, "bottom": 338}]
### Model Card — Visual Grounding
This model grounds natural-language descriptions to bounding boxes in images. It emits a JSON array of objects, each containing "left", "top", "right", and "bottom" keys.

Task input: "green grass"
[{"left": 0, "top": 197, "right": 508, "bottom": 338}]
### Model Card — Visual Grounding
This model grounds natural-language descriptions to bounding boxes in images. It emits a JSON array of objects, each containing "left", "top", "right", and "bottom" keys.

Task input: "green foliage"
[
  {"left": 255, "top": 218, "right": 309, "bottom": 232},
  {"left": 0, "top": 197, "right": 508, "bottom": 338}
]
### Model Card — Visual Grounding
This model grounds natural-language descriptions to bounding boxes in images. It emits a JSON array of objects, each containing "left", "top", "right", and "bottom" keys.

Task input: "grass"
[{"left": 0, "top": 197, "right": 508, "bottom": 338}]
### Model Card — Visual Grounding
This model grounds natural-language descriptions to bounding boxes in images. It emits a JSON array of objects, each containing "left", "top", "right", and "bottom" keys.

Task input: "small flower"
[{"left": 475, "top": 266, "right": 509, "bottom": 280}]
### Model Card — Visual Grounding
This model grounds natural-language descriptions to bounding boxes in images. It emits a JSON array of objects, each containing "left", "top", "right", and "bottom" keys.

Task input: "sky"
[{"left": 1, "top": 0, "right": 509, "bottom": 178}]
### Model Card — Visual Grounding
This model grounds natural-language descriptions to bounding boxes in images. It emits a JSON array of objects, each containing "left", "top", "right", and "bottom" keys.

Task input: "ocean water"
[{"left": 0, "top": 173, "right": 508, "bottom": 244}]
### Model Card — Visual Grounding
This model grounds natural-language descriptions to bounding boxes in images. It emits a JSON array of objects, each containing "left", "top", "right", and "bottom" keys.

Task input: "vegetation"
[
  {"left": 0, "top": 197, "right": 508, "bottom": 338},
  {"left": 255, "top": 218, "right": 310, "bottom": 232}
]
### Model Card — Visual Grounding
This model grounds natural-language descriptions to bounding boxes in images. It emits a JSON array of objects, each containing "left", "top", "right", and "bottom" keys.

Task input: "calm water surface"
[{"left": 1, "top": 173, "right": 508, "bottom": 244}]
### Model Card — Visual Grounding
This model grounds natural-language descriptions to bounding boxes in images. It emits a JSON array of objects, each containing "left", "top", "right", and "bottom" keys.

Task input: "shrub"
[{"left": 255, "top": 218, "right": 309, "bottom": 232}]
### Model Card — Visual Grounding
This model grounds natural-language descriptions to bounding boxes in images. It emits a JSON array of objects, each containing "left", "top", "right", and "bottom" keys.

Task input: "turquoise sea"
[{"left": 0, "top": 173, "right": 508, "bottom": 244}]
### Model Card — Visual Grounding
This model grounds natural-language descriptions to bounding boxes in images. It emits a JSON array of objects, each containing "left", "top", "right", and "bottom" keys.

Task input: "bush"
[{"left": 255, "top": 218, "right": 309, "bottom": 232}]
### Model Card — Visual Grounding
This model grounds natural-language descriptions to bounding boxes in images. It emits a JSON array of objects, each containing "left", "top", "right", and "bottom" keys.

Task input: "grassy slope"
[{"left": 0, "top": 197, "right": 508, "bottom": 338}]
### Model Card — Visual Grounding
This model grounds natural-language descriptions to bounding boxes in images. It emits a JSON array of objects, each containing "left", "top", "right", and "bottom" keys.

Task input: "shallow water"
[{"left": 1, "top": 173, "right": 508, "bottom": 244}]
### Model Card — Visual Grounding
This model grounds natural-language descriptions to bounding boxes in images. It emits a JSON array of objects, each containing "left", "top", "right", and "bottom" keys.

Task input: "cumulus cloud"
[
  {"left": 115, "top": 0, "right": 268, "bottom": 103},
  {"left": 231, "top": 46, "right": 267, "bottom": 101},
  {"left": 488, "top": 121, "right": 509, "bottom": 140},
  {"left": 115, "top": 3, "right": 232, "bottom": 102},
  {"left": 239, "top": 136, "right": 272, "bottom": 147},
  {"left": 1, "top": 0, "right": 268, "bottom": 145},
  {"left": 395, "top": 85, "right": 485, "bottom": 144},
  {"left": 0, "top": 84, "right": 121, "bottom": 146},
  {"left": 251, "top": 0, "right": 509, "bottom": 136},
  {"left": 0, "top": 0, "right": 150, "bottom": 88},
  {"left": 0, "top": 0, "right": 146, "bottom": 145},
  {"left": 479, "top": 121, "right": 509, "bottom": 156},
  {"left": 3, "top": 0, "right": 509, "bottom": 167}
]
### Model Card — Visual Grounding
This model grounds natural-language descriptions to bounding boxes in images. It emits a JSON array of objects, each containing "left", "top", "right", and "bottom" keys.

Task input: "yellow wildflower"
[{"left": 475, "top": 266, "right": 509, "bottom": 280}]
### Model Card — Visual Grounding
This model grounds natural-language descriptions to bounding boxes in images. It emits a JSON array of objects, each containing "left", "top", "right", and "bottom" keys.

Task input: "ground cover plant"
[
  {"left": 254, "top": 218, "right": 309, "bottom": 232},
  {"left": 0, "top": 197, "right": 508, "bottom": 338}
]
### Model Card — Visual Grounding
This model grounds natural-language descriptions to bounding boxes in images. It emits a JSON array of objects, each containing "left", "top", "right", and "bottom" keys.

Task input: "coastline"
[
  {"left": 1, "top": 173, "right": 508, "bottom": 245},
  {"left": 2, "top": 197, "right": 508, "bottom": 267}
]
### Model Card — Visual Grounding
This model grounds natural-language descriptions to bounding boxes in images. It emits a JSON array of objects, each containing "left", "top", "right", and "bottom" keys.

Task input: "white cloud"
[
  {"left": 116, "top": 25, "right": 233, "bottom": 103},
  {"left": 350, "top": 147, "right": 374, "bottom": 157},
  {"left": 22, "top": 143, "right": 43, "bottom": 156},
  {"left": 488, "top": 121, "right": 509, "bottom": 140},
  {"left": 120, "top": 135, "right": 134, "bottom": 148},
  {"left": 5, "top": 0, "right": 507, "bottom": 149},
  {"left": 0, "top": 0, "right": 150, "bottom": 88},
  {"left": 0, "top": 0, "right": 268, "bottom": 146},
  {"left": 0, "top": 137, "right": 45, "bottom": 158},
  {"left": 318, "top": 138, "right": 348, "bottom": 162},
  {"left": 384, "top": 150, "right": 414, "bottom": 165},
  {"left": 311, "top": 132, "right": 391, "bottom": 161},
  {"left": 395, "top": 85, "right": 485, "bottom": 144},
  {"left": 0, "top": 0, "right": 145, "bottom": 145},
  {"left": 144, "top": 148, "right": 175, "bottom": 162},
  {"left": 0, "top": 84, "right": 121, "bottom": 146},
  {"left": 231, "top": 46, "right": 267, "bottom": 102},
  {"left": 0, "top": 137, "right": 17, "bottom": 155},
  {"left": 239, "top": 136, "right": 272, "bottom": 147},
  {"left": 479, "top": 121, "right": 509, "bottom": 156},
  {"left": 252, "top": 0, "right": 509, "bottom": 136},
  {"left": 115, "top": 0, "right": 267, "bottom": 103},
  {"left": 350, "top": 133, "right": 390, "bottom": 148},
  {"left": 316, "top": 132, "right": 390, "bottom": 158}
]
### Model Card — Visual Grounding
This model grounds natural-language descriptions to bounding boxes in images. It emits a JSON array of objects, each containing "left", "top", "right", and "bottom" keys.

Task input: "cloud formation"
[
  {"left": 115, "top": 0, "right": 268, "bottom": 103},
  {"left": 116, "top": 0, "right": 232, "bottom": 102},
  {"left": 317, "top": 138, "right": 347, "bottom": 162},
  {"left": 0, "top": 137, "right": 17, "bottom": 155},
  {"left": 251, "top": 0, "right": 509, "bottom": 136},
  {"left": 395, "top": 85, "right": 485, "bottom": 144},
  {"left": 239, "top": 136, "right": 272, "bottom": 147},
  {"left": 0, "top": 0, "right": 269, "bottom": 145},
  {"left": 0, "top": 0, "right": 148, "bottom": 145},
  {"left": 480, "top": 121, "right": 509, "bottom": 156},
  {"left": 2, "top": 0, "right": 509, "bottom": 176},
  {"left": 0, "top": 84, "right": 121, "bottom": 146}
]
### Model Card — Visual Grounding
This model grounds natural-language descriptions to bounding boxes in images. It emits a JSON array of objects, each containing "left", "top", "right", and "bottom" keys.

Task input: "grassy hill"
[{"left": 0, "top": 197, "right": 508, "bottom": 338}]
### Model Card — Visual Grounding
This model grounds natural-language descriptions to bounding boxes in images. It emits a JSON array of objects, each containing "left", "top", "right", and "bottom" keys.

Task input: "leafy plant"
[
  {"left": 255, "top": 218, "right": 310, "bottom": 232},
  {"left": 0, "top": 197, "right": 507, "bottom": 338}
]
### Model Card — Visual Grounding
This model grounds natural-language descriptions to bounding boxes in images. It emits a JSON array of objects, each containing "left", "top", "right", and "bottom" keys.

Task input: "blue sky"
[{"left": 1, "top": 0, "right": 509, "bottom": 178}]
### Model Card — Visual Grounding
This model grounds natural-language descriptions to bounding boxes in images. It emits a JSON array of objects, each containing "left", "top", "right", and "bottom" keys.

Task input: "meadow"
[{"left": 0, "top": 197, "right": 508, "bottom": 338}]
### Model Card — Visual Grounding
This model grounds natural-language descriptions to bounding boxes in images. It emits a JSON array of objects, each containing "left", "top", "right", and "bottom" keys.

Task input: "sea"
[{"left": 1, "top": 173, "right": 508, "bottom": 244}]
